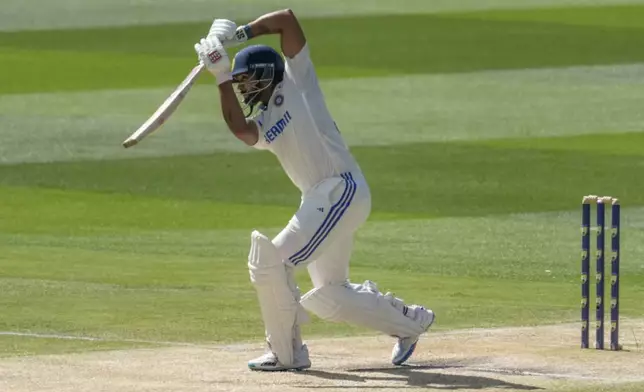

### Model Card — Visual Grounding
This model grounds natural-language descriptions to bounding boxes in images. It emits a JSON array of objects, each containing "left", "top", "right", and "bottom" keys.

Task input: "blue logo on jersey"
[
  {"left": 274, "top": 94, "right": 284, "bottom": 107},
  {"left": 264, "top": 111, "right": 292, "bottom": 144}
]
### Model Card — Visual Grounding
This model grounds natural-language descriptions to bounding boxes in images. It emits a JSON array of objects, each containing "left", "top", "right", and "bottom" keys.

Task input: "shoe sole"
[{"left": 248, "top": 363, "right": 311, "bottom": 372}]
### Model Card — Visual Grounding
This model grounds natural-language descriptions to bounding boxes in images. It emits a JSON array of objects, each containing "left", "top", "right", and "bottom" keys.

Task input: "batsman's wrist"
[
  {"left": 216, "top": 71, "right": 232, "bottom": 85},
  {"left": 237, "top": 25, "right": 253, "bottom": 41}
]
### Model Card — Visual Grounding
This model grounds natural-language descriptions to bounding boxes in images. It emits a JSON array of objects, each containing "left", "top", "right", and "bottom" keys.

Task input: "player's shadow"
[{"left": 294, "top": 364, "right": 543, "bottom": 390}]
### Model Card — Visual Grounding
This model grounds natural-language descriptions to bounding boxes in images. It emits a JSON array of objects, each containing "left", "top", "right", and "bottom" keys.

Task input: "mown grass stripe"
[{"left": 4, "top": 7, "right": 644, "bottom": 93}]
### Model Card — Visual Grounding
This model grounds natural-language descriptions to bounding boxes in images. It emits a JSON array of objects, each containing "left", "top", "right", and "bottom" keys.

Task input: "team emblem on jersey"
[{"left": 274, "top": 94, "right": 284, "bottom": 107}]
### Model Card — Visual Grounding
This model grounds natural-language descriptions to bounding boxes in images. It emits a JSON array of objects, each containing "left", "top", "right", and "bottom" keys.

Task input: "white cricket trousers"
[{"left": 272, "top": 171, "right": 371, "bottom": 287}]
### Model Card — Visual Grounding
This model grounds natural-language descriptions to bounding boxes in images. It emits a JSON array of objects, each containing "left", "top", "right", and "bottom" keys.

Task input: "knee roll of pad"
[{"left": 248, "top": 231, "right": 283, "bottom": 284}]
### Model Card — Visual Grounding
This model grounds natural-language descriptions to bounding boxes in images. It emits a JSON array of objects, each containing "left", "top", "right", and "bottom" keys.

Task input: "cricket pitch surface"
[{"left": 2, "top": 320, "right": 644, "bottom": 392}]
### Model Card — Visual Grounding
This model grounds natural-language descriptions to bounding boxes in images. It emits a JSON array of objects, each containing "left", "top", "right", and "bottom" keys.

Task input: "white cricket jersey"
[{"left": 250, "top": 44, "right": 360, "bottom": 193}]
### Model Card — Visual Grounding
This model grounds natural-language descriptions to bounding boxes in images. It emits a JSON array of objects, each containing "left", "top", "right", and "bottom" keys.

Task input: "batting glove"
[
  {"left": 207, "top": 18, "right": 252, "bottom": 48},
  {"left": 194, "top": 36, "right": 232, "bottom": 84}
]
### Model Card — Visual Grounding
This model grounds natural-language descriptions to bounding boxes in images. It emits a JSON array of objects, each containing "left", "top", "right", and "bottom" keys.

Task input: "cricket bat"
[{"left": 122, "top": 63, "right": 205, "bottom": 148}]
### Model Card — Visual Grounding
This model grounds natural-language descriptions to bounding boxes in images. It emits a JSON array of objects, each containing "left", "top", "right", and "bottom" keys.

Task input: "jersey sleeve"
[
  {"left": 249, "top": 110, "right": 269, "bottom": 150},
  {"left": 284, "top": 43, "right": 318, "bottom": 90}
]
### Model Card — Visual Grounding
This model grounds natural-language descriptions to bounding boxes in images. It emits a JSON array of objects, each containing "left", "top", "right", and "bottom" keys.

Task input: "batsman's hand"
[
  {"left": 194, "top": 36, "right": 232, "bottom": 84},
  {"left": 208, "top": 18, "right": 249, "bottom": 48}
]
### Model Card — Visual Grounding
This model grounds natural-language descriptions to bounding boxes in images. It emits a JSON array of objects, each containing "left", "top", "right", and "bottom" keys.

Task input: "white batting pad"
[
  {"left": 301, "top": 280, "right": 426, "bottom": 338},
  {"left": 248, "top": 230, "right": 306, "bottom": 366}
]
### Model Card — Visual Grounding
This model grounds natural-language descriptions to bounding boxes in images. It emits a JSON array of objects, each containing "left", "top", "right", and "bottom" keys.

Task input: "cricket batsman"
[{"left": 194, "top": 8, "right": 435, "bottom": 371}]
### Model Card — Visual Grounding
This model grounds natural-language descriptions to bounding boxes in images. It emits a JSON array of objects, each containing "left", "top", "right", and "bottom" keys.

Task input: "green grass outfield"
[{"left": 1, "top": 1, "right": 644, "bottom": 381}]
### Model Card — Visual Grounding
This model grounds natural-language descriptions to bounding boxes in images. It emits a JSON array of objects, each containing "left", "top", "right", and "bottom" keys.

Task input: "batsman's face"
[{"left": 233, "top": 73, "right": 259, "bottom": 96}]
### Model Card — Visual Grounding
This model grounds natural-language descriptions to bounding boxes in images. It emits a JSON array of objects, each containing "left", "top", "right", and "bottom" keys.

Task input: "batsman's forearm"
[
  {"left": 246, "top": 9, "right": 294, "bottom": 38},
  {"left": 218, "top": 81, "right": 246, "bottom": 133},
  {"left": 242, "top": 9, "right": 305, "bottom": 58}
]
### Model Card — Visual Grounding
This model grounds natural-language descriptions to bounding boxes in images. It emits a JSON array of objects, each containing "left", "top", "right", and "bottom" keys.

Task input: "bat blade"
[{"left": 122, "top": 63, "right": 205, "bottom": 148}]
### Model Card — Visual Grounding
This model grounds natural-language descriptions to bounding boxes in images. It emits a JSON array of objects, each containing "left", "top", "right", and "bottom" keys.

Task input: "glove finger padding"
[
  {"left": 210, "top": 27, "right": 233, "bottom": 38},
  {"left": 219, "top": 19, "right": 237, "bottom": 27},
  {"left": 210, "top": 18, "right": 236, "bottom": 27},
  {"left": 201, "top": 37, "right": 213, "bottom": 51},
  {"left": 194, "top": 41, "right": 207, "bottom": 60},
  {"left": 209, "top": 19, "right": 237, "bottom": 39},
  {"left": 193, "top": 36, "right": 231, "bottom": 83}
]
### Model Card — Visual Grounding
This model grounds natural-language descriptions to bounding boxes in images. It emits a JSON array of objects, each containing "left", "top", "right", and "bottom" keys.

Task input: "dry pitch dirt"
[{"left": 1, "top": 320, "right": 643, "bottom": 392}]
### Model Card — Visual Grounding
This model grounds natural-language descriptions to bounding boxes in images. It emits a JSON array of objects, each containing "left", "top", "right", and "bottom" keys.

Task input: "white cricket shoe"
[
  {"left": 248, "top": 344, "right": 311, "bottom": 371},
  {"left": 391, "top": 306, "right": 435, "bottom": 366}
]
